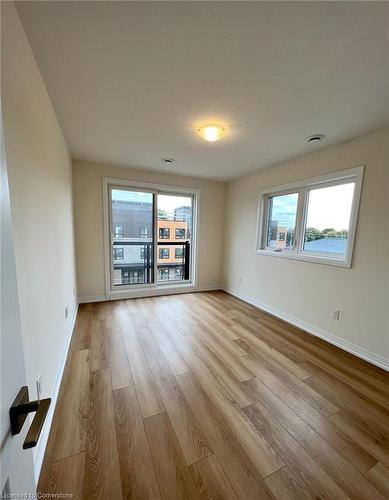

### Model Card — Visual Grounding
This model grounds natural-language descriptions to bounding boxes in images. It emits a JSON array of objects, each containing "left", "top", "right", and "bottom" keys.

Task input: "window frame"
[
  {"left": 159, "top": 227, "right": 170, "bottom": 239},
  {"left": 175, "top": 228, "right": 186, "bottom": 239},
  {"left": 256, "top": 166, "right": 364, "bottom": 268},
  {"left": 175, "top": 247, "right": 184, "bottom": 259},
  {"left": 113, "top": 247, "right": 124, "bottom": 260},
  {"left": 159, "top": 248, "right": 170, "bottom": 259},
  {"left": 103, "top": 177, "right": 199, "bottom": 300}
]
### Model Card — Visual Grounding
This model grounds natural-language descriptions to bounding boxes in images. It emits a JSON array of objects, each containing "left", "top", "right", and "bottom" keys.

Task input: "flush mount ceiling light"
[
  {"left": 306, "top": 134, "right": 325, "bottom": 144},
  {"left": 197, "top": 125, "right": 225, "bottom": 142}
]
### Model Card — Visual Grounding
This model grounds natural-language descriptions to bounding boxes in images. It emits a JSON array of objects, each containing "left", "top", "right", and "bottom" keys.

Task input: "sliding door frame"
[
  {"left": 102, "top": 177, "right": 200, "bottom": 300},
  {"left": 107, "top": 183, "right": 157, "bottom": 292}
]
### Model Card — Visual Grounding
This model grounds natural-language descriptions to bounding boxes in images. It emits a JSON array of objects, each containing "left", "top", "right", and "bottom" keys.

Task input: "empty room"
[{"left": 1, "top": 1, "right": 389, "bottom": 498}]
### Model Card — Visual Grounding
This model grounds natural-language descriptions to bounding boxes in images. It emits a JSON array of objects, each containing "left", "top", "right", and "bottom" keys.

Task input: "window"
[
  {"left": 175, "top": 247, "right": 184, "bottom": 259},
  {"left": 159, "top": 227, "right": 170, "bottom": 239},
  {"left": 159, "top": 268, "right": 169, "bottom": 280},
  {"left": 175, "top": 267, "right": 183, "bottom": 279},
  {"left": 114, "top": 225, "right": 124, "bottom": 238},
  {"left": 113, "top": 248, "right": 124, "bottom": 260},
  {"left": 256, "top": 167, "right": 364, "bottom": 267},
  {"left": 159, "top": 248, "right": 169, "bottom": 259},
  {"left": 266, "top": 193, "right": 298, "bottom": 251},
  {"left": 140, "top": 226, "right": 149, "bottom": 238},
  {"left": 175, "top": 228, "right": 186, "bottom": 239}
]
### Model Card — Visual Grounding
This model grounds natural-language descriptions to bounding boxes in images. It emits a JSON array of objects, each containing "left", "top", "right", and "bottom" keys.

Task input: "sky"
[
  {"left": 270, "top": 183, "right": 354, "bottom": 231},
  {"left": 111, "top": 189, "right": 191, "bottom": 214},
  {"left": 306, "top": 183, "right": 354, "bottom": 231}
]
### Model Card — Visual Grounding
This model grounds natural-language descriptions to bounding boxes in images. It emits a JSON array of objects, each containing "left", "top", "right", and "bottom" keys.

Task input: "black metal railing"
[{"left": 112, "top": 240, "right": 190, "bottom": 285}]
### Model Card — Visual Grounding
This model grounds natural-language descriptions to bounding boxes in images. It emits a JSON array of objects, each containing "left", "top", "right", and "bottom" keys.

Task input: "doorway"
[{"left": 105, "top": 180, "right": 198, "bottom": 299}]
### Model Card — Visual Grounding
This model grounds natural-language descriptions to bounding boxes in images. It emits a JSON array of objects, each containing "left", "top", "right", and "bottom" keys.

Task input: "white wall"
[
  {"left": 73, "top": 160, "right": 226, "bottom": 301},
  {"left": 223, "top": 127, "right": 389, "bottom": 368},
  {"left": 2, "top": 1, "right": 77, "bottom": 472}
]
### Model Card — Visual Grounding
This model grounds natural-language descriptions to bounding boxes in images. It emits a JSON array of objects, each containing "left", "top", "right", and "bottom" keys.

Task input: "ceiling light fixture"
[
  {"left": 198, "top": 125, "right": 225, "bottom": 142},
  {"left": 306, "top": 134, "right": 325, "bottom": 144}
]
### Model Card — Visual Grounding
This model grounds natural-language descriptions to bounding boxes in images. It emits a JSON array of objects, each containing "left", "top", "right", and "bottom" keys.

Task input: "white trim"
[
  {"left": 33, "top": 303, "right": 79, "bottom": 481},
  {"left": 78, "top": 294, "right": 106, "bottom": 304},
  {"left": 256, "top": 166, "right": 364, "bottom": 268},
  {"left": 78, "top": 285, "right": 221, "bottom": 303},
  {"left": 224, "top": 287, "right": 389, "bottom": 372},
  {"left": 253, "top": 249, "right": 353, "bottom": 268},
  {"left": 102, "top": 177, "right": 200, "bottom": 300}
]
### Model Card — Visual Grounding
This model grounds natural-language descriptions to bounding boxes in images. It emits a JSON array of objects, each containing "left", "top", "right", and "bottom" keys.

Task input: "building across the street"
[{"left": 112, "top": 199, "right": 191, "bottom": 285}]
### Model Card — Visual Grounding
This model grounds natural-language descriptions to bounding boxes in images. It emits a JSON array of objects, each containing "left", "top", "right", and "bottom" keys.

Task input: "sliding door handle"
[{"left": 9, "top": 386, "right": 51, "bottom": 449}]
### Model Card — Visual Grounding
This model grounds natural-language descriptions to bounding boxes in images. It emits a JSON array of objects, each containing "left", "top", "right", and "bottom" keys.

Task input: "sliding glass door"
[
  {"left": 157, "top": 193, "right": 193, "bottom": 284},
  {"left": 108, "top": 183, "right": 196, "bottom": 294},
  {"left": 110, "top": 187, "right": 156, "bottom": 288}
]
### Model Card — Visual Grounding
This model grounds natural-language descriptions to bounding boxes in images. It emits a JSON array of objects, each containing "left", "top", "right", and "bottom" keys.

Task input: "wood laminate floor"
[{"left": 38, "top": 291, "right": 389, "bottom": 499}]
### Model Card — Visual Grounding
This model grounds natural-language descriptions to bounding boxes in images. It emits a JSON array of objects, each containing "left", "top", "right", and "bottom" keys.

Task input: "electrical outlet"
[
  {"left": 65, "top": 305, "right": 69, "bottom": 319},
  {"left": 331, "top": 307, "right": 340, "bottom": 320},
  {"left": 36, "top": 374, "right": 42, "bottom": 400}
]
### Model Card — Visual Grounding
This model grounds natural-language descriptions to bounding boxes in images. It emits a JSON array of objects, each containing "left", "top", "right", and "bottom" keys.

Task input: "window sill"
[{"left": 255, "top": 249, "right": 351, "bottom": 268}]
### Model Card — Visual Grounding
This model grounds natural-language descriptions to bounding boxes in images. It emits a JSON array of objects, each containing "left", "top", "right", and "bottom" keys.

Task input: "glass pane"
[
  {"left": 111, "top": 189, "right": 154, "bottom": 286},
  {"left": 266, "top": 193, "right": 298, "bottom": 251},
  {"left": 303, "top": 183, "right": 354, "bottom": 255},
  {"left": 157, "top": 194, "right": 193, "bottom": 282}
]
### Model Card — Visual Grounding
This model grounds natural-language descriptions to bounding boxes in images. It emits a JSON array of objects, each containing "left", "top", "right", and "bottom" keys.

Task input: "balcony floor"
[{"left": 38, "top": 291, "right": 389, "bottom": 499}]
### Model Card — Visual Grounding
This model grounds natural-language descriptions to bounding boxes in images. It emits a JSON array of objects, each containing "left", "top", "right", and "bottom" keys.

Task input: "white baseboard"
[
  {"left": 78, "top": 294, "right": 106, "bottom": 303},
  {"left": 33, "top": 303, "right": 79, "bottom": 482},
  {"left": 79, "top": 284, "right": 222, "bottom": 303},
  {"left": 224, "top": 287, "right": 389, "bottom": 372}
]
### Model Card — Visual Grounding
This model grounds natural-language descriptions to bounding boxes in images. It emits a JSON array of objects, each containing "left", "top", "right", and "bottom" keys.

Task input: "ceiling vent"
[{"left": 306, "top": 134, "right": 325, "bottom": 144}]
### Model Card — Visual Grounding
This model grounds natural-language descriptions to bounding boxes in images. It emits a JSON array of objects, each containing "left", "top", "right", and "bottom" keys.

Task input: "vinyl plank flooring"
[
  {"left": 144, "top": 412, "right": 199, "bottom": 500},
  {"left": 244, "top": 376, "right": 377, "bottom": 474},
  {"left": 90, "top": 319, "right": 108, "bottom": 371},
  {"left": 366, "top": 463, "right": 389, "bottom": 497},
  {"left": 52, "top": 349, "right": 90, "bottom": 461},
  {"left": 38, "top": 452, "right": 85, "bottom": 498},
  {"left": 39, "top": 292, "right": 389, "bottom": 499},
  {"left": 133, "top": 316, "right": 160, "bottom": 354},
  {"left": 147, "top": 352, "right": 213, "bottom": 465},
  {"left": 149, "top": 320, "right": 190, "bottom": 375},
  {"left": 113, "top": 386, "right": 161, "bottom": 499},
  {"left": 239, "top": 347, "right": 338, "bottom": 418},
  {"left": 192, "top": 327, "right": 253, "bottom": 382},
  {"left": 123, "top": 335, "right": 165, "bottom": 418},
  {"left": 329, "top": 411, "right": 389, "bottom": 468},
  {"left": 177, "top": 372, "right": 274, "bottom": 500},
  {"left": 231, "top": 323, "right": 310, "bottom": 380},
  {"left": 84, "top": 368, "right": 123, "bottom": 499},
  {"left": 264, "top": 467, "right": 315, "bottom": 500},
  {"left": 189, "top": 455, "right": 238, "bottom": 500},
  {"left": 243, "top": 379, "right": 384, "bottom": 500},
  {"left": 106, "top": 325, "right": 133, "bottom": 390},
  {"left": 244, "top": 403, "right": 349, "bottom": 500},
  {"left": 185, "top": 353, "right": 284, "bottom": 478},
  {"left": 188, "top": 334, "right": 254, "bottom": 408}
]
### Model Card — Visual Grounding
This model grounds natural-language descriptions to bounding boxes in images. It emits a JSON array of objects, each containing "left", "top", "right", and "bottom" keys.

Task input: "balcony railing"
[{"left": 112, "top": 240, "right": 190, "bottom": 285}]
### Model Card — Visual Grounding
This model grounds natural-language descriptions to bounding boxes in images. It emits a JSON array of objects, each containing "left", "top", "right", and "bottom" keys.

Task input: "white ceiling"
[{"left": 16, "top": 1, "right": 389, "bottom": 181}]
